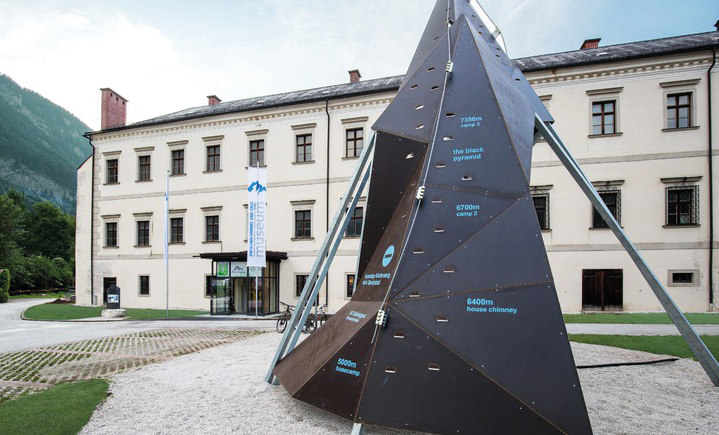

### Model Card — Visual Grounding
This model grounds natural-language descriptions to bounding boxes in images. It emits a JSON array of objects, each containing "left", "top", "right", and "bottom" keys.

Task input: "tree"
[
  {"left": 0, "top": 193, "right": 25, "bottom": 269},
  {"left": 23, "top": 201, "right": 74, "bottom": 262},
  {"left": 0, "top": 269, "right": 9, "bottom": 303}
]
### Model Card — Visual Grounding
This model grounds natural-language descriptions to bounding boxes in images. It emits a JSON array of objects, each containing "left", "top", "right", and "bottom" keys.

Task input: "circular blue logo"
[{"left": 382, "top": 245, "right": 395, "bottom": 267}]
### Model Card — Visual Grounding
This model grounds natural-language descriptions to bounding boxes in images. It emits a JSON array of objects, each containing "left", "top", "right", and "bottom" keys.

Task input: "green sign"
[{"left": 217, "top": 262, "right": 230, "bottom": 277}]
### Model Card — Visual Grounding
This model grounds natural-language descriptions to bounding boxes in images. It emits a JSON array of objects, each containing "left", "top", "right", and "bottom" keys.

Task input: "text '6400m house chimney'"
[{"left": 100, "top": 88, "right": 128, "bottom": 130}]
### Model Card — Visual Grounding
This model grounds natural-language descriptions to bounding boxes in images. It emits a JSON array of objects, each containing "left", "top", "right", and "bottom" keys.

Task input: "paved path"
[
  {"left": 2, "top": 299, "right": 717, "bottom": 354},
  {"left": 0, "top": 299, "right": 276, "bottom": 354},
  {"left": 566, "top": 323, "right": 719, "bottom": 335}
]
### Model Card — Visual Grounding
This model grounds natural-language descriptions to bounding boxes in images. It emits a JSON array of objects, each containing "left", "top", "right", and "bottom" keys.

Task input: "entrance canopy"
[
  {"left": 198, "top": 251, "right": 288, "bottom": 262},
  {"left": 199, "top": 251, "right": 287, "bottom": 316}
]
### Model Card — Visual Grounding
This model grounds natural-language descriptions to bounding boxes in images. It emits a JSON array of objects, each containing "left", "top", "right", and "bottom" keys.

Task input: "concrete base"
[{"left": 101, "top": 309, "right": 126, "bottom": 318}]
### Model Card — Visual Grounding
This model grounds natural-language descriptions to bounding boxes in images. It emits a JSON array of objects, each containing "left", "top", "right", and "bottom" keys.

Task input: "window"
[
  {"left": 206, "top": 215, "right": 220, "bottom": 241},
  {"left": 206, "top": 145, "right": 221, "bottom": 172},
  {"left": 250, "top": 139, "right": 265, "bottom": 166},
  {"left": 105, "top": 222, "right": 118, "bottom": 247},
  {"left": 667, "top": 93, "right": 691, "bottom": 129},
  {"left": 346, "top": 128, "right": 364, "bottom": 157},
  {"left": 172, "top": 150, "right": 185, "bottom": 175},
  {"left": 346, "top": 207, "right": 363, "bottom": 237},
  {"left": 170, "top": 217, "right": 183, "bottom": 243},
  {"left": 138, "top": 155, "right": 151, "bottom": 181},
  {"left": 295, "top": 210, "right": 312, "bottom": 239},
  {"left": 205, "top": 275, "right": 213, "bottom": 297},
  {"left": 107, "top": 159, "right": 118, "bottom": 184},
  {"left": 346, "top": 274, "right": 355, "bottom": 298},
  {"left": 532, "top": 193, "right": 550, "bottom": 230},
  {"left": 296, "top": 134, "right": 312, "bottom": 162},
  {"left": 591, "top": 101, "right": 615, "bottom": 135},
  {"left": 666, "top": 186, "right": 699, "bottom": 226},
  {"left": 139, "top": 275, "right": 150, "bottom": 295},
  {"left": 296, "top": 274, "right": 308, "bottom": 297},
  {"left": 136, "top": 221, "right": 150, "bottom": 246},
  {"left": 592, "top": 191, "right": 620, "bottom": 229},
  {"left": 668, "top": 270, "right": 699, "bottom": 287}
]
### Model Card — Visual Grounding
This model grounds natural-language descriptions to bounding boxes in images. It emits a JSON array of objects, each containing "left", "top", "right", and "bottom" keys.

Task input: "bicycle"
[{"left": 276, "top": 302, "right": 319, "bottom": 334}]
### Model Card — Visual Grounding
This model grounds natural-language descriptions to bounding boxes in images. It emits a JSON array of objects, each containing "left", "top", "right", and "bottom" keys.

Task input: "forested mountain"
[{"left": 0, "top": 73, "right": 92, "bottom": 214}]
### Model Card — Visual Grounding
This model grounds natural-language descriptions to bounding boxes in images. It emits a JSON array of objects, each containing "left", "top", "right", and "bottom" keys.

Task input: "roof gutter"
[
  {"left": 708, "top": 46, "right": 717, "bottom": 311},
  {"left": 325, "top": 98, "right": 331, "bottom": 308}
]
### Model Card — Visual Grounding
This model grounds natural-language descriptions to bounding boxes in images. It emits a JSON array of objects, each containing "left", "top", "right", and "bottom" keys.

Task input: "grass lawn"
[
  {"left": 569, "top": 334, "right": 719, "bottom": 360},
  {"left": 563, "top": 312, "right": 719, "bottom": 324},
  {"left": 0, "top": 380, "right": 109, "bottom": 435},
  {"left": 23, "top": 303, "right": 207, "bottom": 320},
  {"left": 10, "top": 292, "right": 67, "bottom": 299}
]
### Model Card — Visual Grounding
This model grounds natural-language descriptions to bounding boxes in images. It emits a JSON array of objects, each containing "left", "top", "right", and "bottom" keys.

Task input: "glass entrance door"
[
  {"left": 211, "top": 278, "right": 231, "bottom": 315},
  {"left": 248, "top": 278, "right": 264, "bottom": 316}
]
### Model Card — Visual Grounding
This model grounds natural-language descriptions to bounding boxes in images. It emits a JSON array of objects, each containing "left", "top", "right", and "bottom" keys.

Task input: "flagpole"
[
  {"left": 165, "top": 170, "right": 169, "bottom": 318},
  {"left": 255, "top": 162, "right": 259, "bottom": 320}
]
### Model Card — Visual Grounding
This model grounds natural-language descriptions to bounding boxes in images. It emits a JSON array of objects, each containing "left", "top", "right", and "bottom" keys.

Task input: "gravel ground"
[{"left": 82, "top": 333, "right": 719, "bottom": 435}]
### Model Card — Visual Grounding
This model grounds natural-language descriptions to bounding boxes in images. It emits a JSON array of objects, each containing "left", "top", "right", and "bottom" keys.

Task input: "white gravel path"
[{"left": 82, "top": 332, "right": 719, "bottom": 435}]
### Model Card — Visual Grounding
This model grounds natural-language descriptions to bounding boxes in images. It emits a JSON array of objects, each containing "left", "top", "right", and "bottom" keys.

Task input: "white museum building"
[{"left": 75, "top": 31, "right": 719, "bottom": 314}]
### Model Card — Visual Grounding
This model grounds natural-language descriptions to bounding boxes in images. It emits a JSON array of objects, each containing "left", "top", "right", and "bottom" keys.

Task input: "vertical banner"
[{"left": 247, "top": 165, "right": 267, "bottom": 268}]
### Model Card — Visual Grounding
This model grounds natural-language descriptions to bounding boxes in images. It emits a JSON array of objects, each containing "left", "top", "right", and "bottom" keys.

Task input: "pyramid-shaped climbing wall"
[{"left": 273, "top": 1, "right": 592, "bottom": 433}]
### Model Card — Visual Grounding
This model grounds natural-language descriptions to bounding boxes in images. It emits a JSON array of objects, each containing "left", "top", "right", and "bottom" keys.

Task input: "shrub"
[{"left": 0, "top": 269, "right": 10, "bottom": 303}]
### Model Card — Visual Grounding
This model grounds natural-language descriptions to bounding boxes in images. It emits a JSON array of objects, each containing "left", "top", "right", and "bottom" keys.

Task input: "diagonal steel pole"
[
  {"left": 535, "top": 114, "right": 719, "bottom": 386},
  {"left": 265, "top": 132, "right": 376, "bottom": 384}
]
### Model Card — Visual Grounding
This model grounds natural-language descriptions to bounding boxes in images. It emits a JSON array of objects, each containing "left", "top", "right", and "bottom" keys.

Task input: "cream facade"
[{"left": 76, "top": 32, "right": 719, "bottom": 313}]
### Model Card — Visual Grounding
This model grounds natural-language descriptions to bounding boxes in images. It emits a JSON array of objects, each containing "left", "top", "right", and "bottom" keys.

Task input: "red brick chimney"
[
  {"left": 207, "top": 95, "right": 222, "bottom": 106},
  {"left": 580, "top": 38, "right": 601, "bottom": 50},
  {"left": 100, "top": 88, "right": 128, "bottom": 130},
  {"left": 348, "top": 69, "right": 362, "bottom": 84}
]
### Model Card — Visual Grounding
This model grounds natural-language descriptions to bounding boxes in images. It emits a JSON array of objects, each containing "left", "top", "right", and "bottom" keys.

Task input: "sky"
[{"left": 0, "top": 0, "right": 716, "bottom": 131}]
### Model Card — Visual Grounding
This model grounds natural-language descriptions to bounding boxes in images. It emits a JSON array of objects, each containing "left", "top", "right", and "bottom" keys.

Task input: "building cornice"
[
  {"left": 527, "top": 54, "right": 712, "bottom": 88},
  {"left": 91, "top": 96, "right": 393, "bottom": 143}
]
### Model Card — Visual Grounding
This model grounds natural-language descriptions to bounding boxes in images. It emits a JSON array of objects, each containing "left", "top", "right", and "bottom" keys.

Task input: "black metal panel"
[
  {"left": 273, "top": 300, "right": 381, "bottom": 395},
  {"left": 373, "top": 33, "right": 449, "bottom": 144},
  {"left": 356, "top": 310, "right": 563, "bottom": 434},
  {"left": 393, "top": 196, "right": 551, "bottom": 300},
  {"left": 452, "top": 2, "right": 553, "bottom": 125},
  {"left": 356, "top": 133, "right": 427, "bottom": 281},
  {"left": 465, "top": 19, "right": 536, "bottom": 181},
  {"left": 293, "top": 318, "right": 377, "bottom": 420},
  {"left": 276, "top": 2, "right": 592, "bottom": 434},
  {"left": 354, "top": 153, "right": 425, "bottom": 303},
  {"left": 390, "top": 283, "right": 592, "bottom": 434},
  {"left": 389, "top": 185, "right": 517, "bottom": 294},
  {"left": 400, "top": 0, "right": 455, "bottom": 90},
  {"left": 424, "top": 19, "right": 529, "bottom": 197}
]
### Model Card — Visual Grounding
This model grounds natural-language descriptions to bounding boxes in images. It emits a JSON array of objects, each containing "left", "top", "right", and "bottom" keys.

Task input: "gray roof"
[
  {"left": 96, "top": 31, "right": 719, "bottom": 134},
  {"left": 119, "top": 76, "right": 403, "bottom": 132},
  {"left": 514, "top": 31, "right": 719, "bottom": 72}
]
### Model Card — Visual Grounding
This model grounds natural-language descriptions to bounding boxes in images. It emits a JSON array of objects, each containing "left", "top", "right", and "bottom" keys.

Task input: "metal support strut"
[
  {"left": 535, "top": 114, "right": 719, "bottom": 386},
  {"left": 265, "top": 133, "right": 376, "bottom": 385}
]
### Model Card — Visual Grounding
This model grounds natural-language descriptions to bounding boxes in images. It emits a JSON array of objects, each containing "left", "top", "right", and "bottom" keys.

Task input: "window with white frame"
[
  {"left": 139, "top": 275, "right": 150, "bottom": 296},
  {"left": 291, "top": 200, "right": 315, "bottom": 240},
  {"left": 586, "top": 87, "right": 622, "bottom": 136},
  {"left": 530, "top": 185, "right": 552, "bottom": 231},
  {"left": 203, "top": 135, "right": 224, "bottom": 172},
  {"left": 342, "top": 117, "right": 368, "bottom": 158},
  {"left": 201, "top": 206, "right": 222, "bottom": 242},
  {"left": 245, "top": 129, "right": 268, "bottom": 167},
  {"left": 661, "top": 79, "right": 700, "bottom": 131},
  {"left": 662, "top": 177, "right": 700, "bottom": 226}
]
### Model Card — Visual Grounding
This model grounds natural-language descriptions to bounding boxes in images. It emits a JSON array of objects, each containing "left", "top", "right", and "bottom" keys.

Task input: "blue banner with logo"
[{"left": 247, "top": 166, "right": 267, "bottom": 267}]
